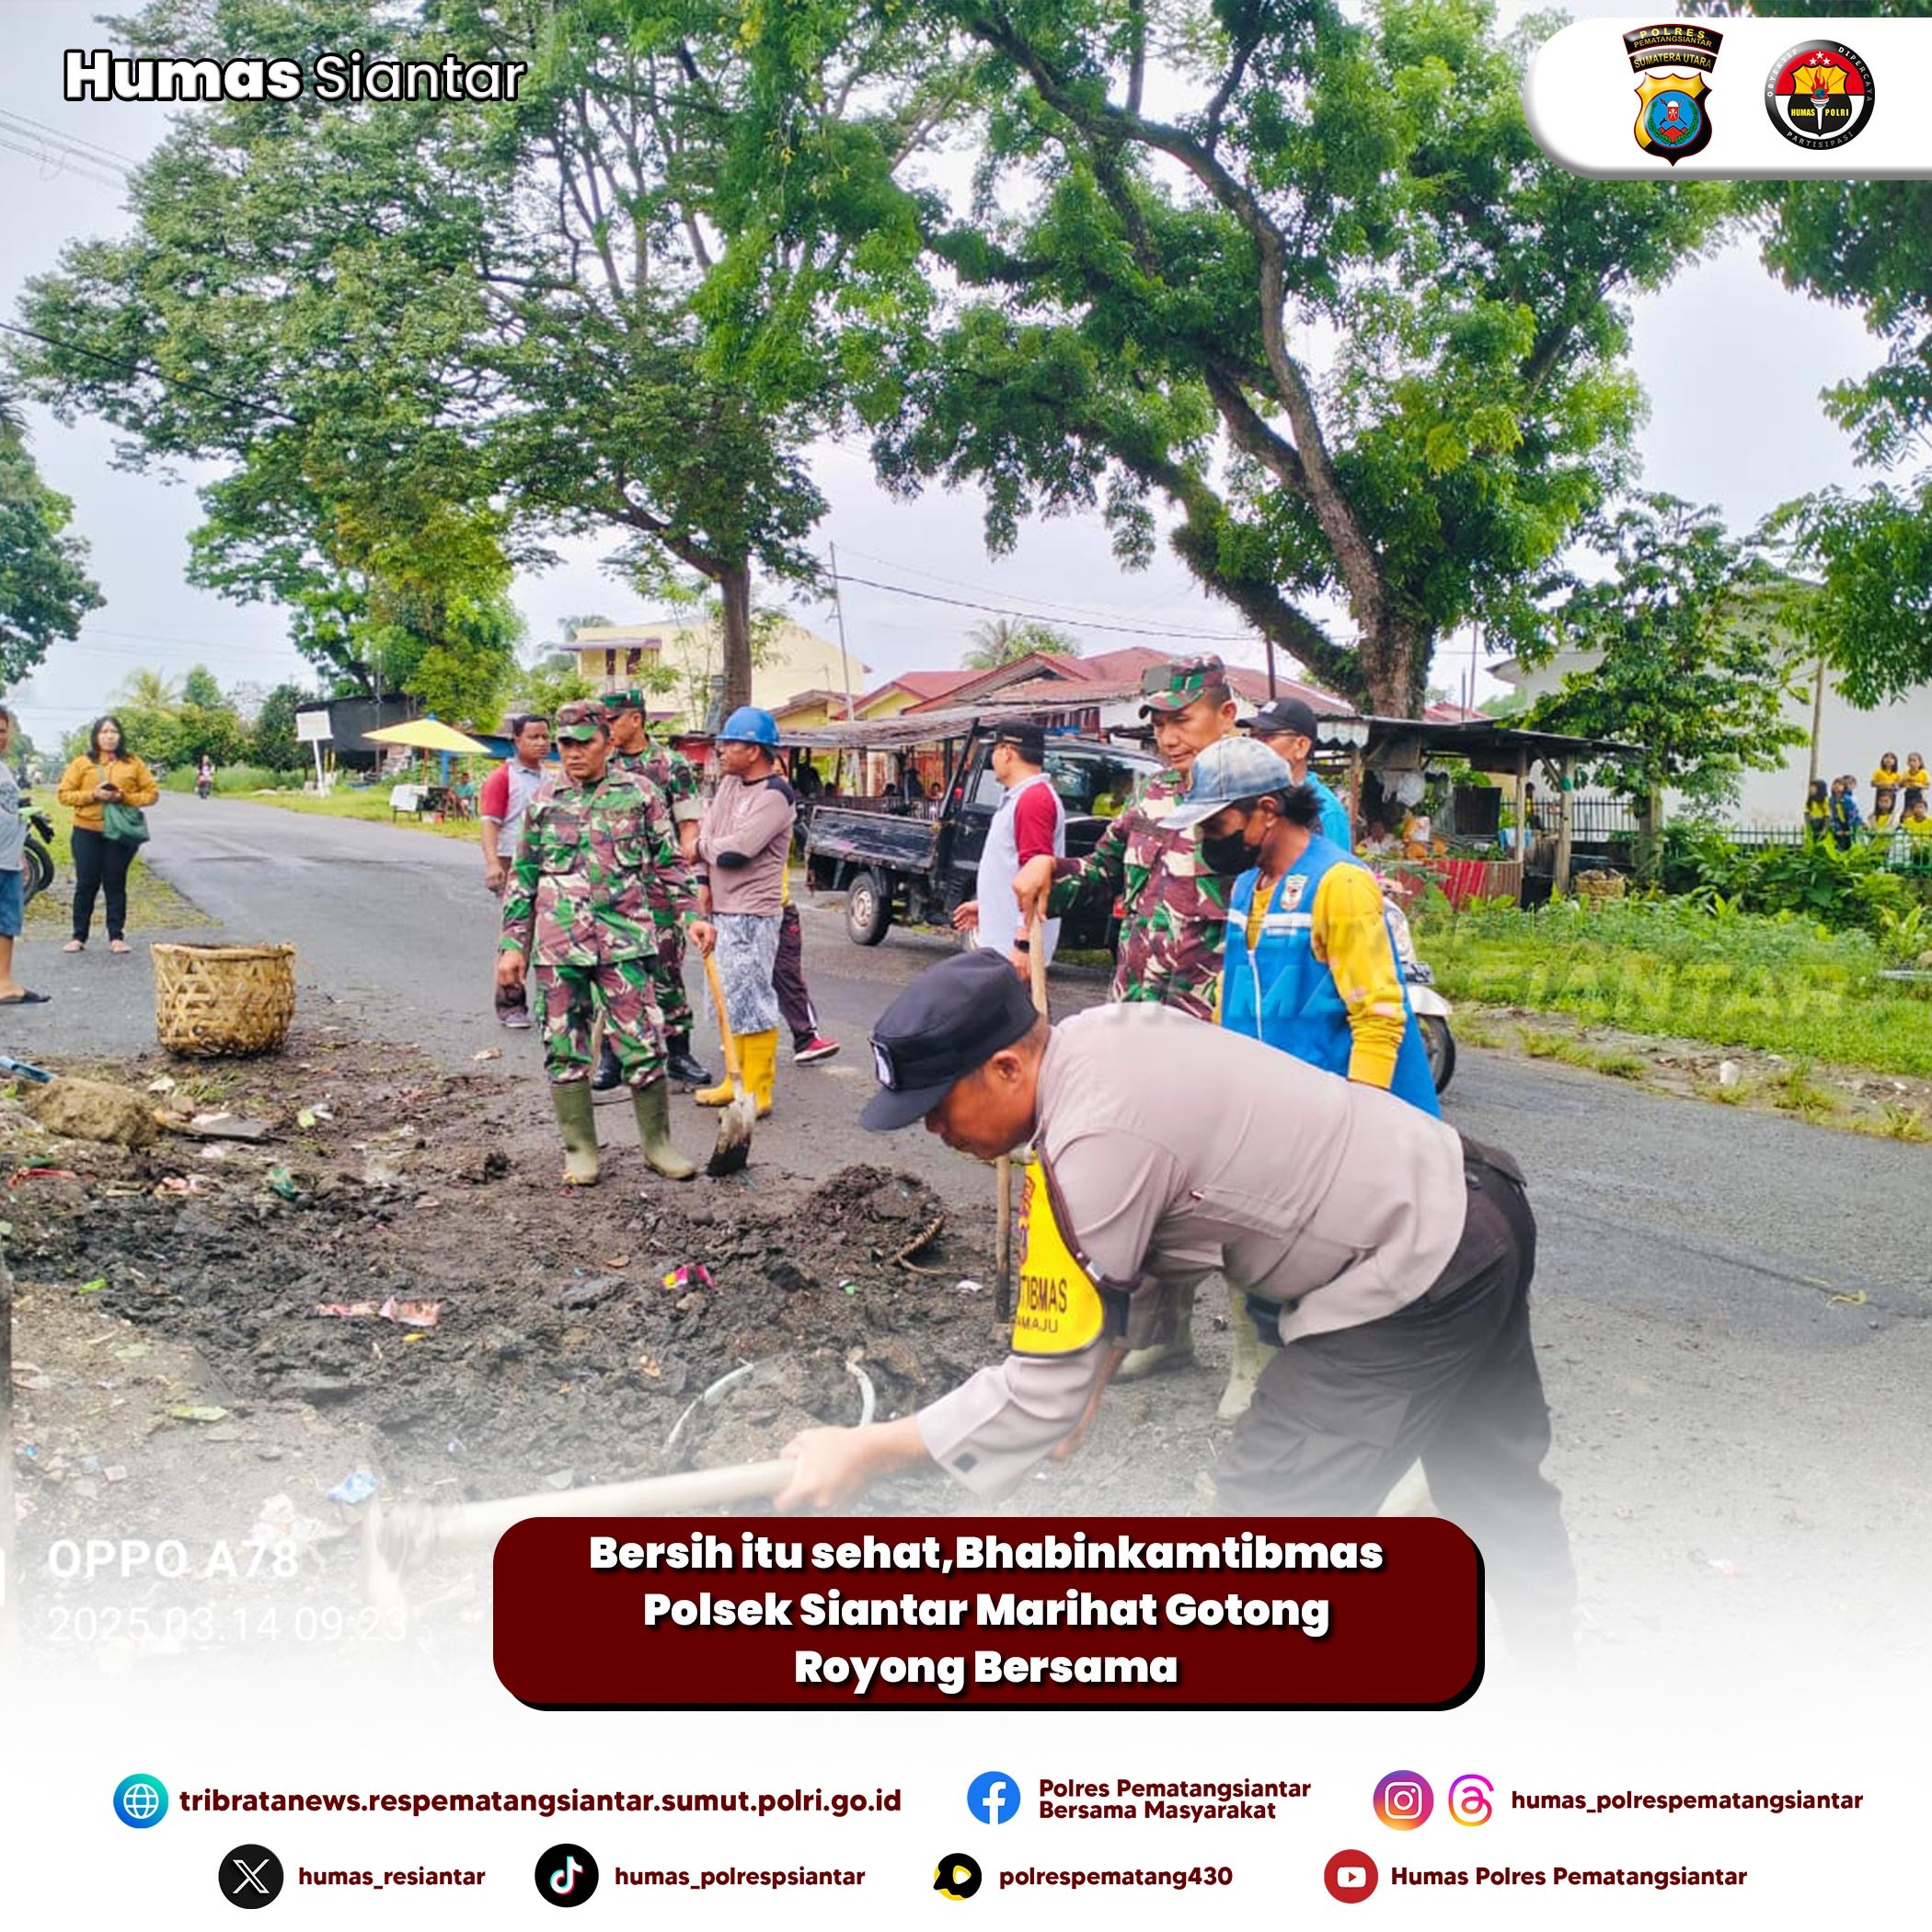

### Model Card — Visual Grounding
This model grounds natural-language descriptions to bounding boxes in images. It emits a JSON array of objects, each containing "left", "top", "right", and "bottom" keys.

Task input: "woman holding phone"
[{"left": 56, "top": 715, "right": 159, "bottom": 953}]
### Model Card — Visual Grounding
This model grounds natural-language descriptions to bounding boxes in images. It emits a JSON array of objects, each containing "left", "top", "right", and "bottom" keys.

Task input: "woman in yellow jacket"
[{"left": 56, "top": 715, "right": 160, "bottom": 953}]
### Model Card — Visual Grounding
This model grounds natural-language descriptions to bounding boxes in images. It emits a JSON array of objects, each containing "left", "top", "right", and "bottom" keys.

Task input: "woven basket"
[{"left": 152, "top": 942, "right": 297, "bottom": 1058}]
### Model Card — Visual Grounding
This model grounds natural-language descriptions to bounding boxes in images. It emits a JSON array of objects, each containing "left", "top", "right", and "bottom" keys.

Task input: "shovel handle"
[{"left": 700, "top": 948, "right": 744, "bottom": 1081}]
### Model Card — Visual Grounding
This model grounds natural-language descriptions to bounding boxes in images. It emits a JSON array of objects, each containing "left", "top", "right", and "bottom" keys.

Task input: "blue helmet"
[{"left": 718, "top": 706, "right": 779, "bottom": 748}]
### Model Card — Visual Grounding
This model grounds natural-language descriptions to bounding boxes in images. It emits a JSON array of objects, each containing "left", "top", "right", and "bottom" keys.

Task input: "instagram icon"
[{"left": 1373, "top": 1770, "right": 1434, "bottom": 1830}]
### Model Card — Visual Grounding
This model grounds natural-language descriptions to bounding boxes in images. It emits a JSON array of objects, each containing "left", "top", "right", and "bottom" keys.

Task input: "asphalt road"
[{"left": 12, "top": 793, "right": 1932, "bottom": 1677}]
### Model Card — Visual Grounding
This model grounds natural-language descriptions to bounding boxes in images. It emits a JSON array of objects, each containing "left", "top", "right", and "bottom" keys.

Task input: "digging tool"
[
  {"left": 362, "top": 1459, "right": 794, "bottom": 1613},
  {"left": 697, "top": 949, "right": 757, "bottom": 1177},
  {"left": 994, "top": 916, "right": 1052, "bottom": 1322},
  {"left": 0, "top": 1052, "right": 52, "bottom": 1085}
]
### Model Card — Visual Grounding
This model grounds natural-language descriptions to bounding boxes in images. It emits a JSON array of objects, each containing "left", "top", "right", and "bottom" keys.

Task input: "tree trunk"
[
  {"left": 1634, "top": 788, "right": 1666, "bottom": 880},
  {"left": 718, "top": 561, "right": 753, "bottom": 719},
  {"left": 1360, "top": 615, "right": 1427, "bottom": 719}
]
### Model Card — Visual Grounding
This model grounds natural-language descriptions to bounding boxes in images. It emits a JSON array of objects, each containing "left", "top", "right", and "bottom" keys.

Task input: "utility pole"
[{"left": 828, "top": 544, "right": 857, "bottom": 721}]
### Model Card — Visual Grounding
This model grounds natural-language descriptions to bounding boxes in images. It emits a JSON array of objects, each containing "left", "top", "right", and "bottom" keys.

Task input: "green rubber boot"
[
  {"left": 549, "top": 1079, "right": 601, "bottom": 1186},
  {"left": 631, "top": 1075, "right": 697, "bottom": 1182},
  {"left": 1217, "top": 1294, "right": 1280, "bottom": 1420},
  {"left": 1115, "top": 1281, "right": 1197, "bottom": 1382}
]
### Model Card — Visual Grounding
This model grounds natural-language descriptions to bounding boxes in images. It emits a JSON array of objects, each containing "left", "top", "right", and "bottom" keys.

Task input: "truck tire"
[{"left": 845, "top": 868, "right": 893, "bottom": 947}]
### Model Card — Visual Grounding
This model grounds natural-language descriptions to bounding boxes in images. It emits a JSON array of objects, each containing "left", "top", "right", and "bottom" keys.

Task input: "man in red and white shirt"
[
  {"left": 480, "top": 714, "right": 556, "bottom": 1028},
  {"left": 952, "top": 722, "right": 1064, "bottom": 972}
]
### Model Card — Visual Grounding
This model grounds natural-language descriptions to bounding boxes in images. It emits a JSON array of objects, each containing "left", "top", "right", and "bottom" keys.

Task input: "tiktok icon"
[{"left": 535, "top": 1844, "right": 600, "bottom": 1907}]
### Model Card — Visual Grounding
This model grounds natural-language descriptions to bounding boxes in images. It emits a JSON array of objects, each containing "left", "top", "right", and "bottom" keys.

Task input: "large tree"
[
  {"left": 961, "top": 616, "right": 1080, "bottom": 667},
  {"left": 0, "top": 391, "right": 104, "bottom": 685},
  {"left": 10, "top": 0, "right": 951, "bottom": 710},
  {"left": 834, "top": 0, "right": 1729, "bottom": 714}
]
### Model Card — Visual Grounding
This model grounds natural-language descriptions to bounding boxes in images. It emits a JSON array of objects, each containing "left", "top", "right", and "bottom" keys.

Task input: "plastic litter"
[
  {"left": 326, "top": 1471, "right": 379, "bottom": 1507},
  {"left": 661, "top": 1263, "right": 714, "bottom": 1294}
]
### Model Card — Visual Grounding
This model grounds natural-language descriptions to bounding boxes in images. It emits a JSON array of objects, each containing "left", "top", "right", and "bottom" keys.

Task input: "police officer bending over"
[{"left": 774, "top": 950, "right": 1577, "bottom": 1663}]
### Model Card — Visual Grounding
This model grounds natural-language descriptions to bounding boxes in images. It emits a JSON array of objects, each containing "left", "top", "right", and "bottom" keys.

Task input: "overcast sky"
[{"left": 0, "top": 0, "right": 1902, "bottom": 750}]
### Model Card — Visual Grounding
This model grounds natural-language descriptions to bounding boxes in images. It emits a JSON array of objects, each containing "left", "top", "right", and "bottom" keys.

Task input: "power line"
[
  {"left": 832, "top": 543, "right": 1246, "bottom": 639},
  {"left": 827, "top": 568, "right": 1256, "bottom": 644},
  {"left": 0, "top": 133, "right": 125, "bottom": 193},
  {"left": 0, "top": 109, "right": 143, "bottom": 170},
  {"left": 0, "top": 320, "right": 302, "bottom": 429}
]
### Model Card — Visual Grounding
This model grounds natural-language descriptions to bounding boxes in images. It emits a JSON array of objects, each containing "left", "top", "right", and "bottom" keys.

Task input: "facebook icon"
[{"left": 967, "top": 1771, "right": 1022, "bottom": 1825}]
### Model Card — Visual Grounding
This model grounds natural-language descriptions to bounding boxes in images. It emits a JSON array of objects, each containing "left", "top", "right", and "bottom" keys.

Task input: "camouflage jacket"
[
  {"left": 500, "top": 773, "right": 694, "bottom": 968},
  {"left": 611, "top": 745, "right": 703, "bottom": 913},
  {"left": 1046, "top": 769, "right": 1229, "bottom": 1020}
]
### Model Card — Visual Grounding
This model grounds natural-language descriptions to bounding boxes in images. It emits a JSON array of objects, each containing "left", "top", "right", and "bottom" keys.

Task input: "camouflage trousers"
[
  {"left": 536, "top": 957, "right": 668, "bottom": 1087},
  {"left": 647, "top": 910, "right": 694, "bottom": 1038}
]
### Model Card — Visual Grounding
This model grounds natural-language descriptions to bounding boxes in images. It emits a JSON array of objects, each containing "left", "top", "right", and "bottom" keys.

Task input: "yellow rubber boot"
[
  {"left": 693, "top": 1067, "right": 735, "bottom": 1108},
  {"left": 741, "top": 1029, "right": 777, "bottom": 1118}
]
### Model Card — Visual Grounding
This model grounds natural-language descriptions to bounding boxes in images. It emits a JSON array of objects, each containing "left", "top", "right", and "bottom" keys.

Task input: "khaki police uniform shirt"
[{"left": 914, "top": 1003, "right": 1474, "bottom": 1499}]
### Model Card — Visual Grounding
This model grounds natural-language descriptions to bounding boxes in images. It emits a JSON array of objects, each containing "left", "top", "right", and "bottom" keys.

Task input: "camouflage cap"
[
  {"left": 1138, "top": 653, "right": 1229, "bottom": 717},
  {"left": 604, "top": 686, "right": 650, "bottom": 715},
  {"left": 553, "top": 699, "right": 609, "bottom": 742}
]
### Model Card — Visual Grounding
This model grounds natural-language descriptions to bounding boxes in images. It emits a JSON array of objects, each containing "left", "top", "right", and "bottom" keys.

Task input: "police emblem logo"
[
  {"left": 1765, "top": 41, "right": 1873, "bottom": 151},
  {"left": 1623, "top": 23, "right": 1722, "bottom": 166}
]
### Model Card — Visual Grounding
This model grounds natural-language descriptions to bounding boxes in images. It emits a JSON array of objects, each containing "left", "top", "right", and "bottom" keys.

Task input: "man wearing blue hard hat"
[{"left": 694, "top": 706, "right": 793, "bottom": 1117}]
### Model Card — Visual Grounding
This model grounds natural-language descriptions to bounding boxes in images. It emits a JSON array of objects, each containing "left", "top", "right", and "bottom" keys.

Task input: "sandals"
[
  {"left": 0, "top": 990, "right": 51, "bottom": 1006},
  {"left": 109, "top": 939, "right": 132, "bottom": 954},
  {"left": 63, "top": 939, "right": 85, "bottom": 952}
]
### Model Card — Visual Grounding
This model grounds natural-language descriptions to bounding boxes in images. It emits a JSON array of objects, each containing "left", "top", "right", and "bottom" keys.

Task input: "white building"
[{"left": 1490, "top": 647, "right": 1932, "bottom": 825}]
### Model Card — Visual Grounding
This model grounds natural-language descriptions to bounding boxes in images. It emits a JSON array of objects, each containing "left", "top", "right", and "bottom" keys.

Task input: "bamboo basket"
[{"left": 152, "top": 942, "right": 297, "bottom": 1057}]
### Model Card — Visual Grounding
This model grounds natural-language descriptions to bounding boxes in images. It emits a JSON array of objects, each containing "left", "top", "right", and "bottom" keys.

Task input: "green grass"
[
  {"left": 240, "top": 788, "right": 482, "bottom": 840},
  {"left": 23, "top": 798, "right": 213, "bottom": 938},
  {"left": 1419, "top": 897, "right": 1932, "bottom": 1078}
]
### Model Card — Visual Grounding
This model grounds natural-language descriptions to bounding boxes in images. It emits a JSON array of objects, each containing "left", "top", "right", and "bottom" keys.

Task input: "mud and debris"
[{"left": 5, "top": 1028, "right": 1226, "bottom": 1659}]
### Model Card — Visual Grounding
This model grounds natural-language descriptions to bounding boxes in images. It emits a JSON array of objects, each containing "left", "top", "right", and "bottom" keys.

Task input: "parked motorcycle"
[
  {"left": 1379, "top": 877, "right": 1455, "bottom": 1097},
  {"left": 20, "top": 798, "right": 56, "bottom": 909}
]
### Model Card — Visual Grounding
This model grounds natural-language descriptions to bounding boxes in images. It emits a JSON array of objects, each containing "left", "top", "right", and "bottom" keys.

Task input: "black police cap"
[{"left": 861, "top": 950, "right": 1041, "bottom": 1132}]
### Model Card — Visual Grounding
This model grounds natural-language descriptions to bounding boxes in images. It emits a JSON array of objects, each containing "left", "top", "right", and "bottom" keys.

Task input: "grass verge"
[
  {"left": 237, "top": 788, "right": 481, "bottom": 841},
  {"left": 23, "top": 798, "right": 213, "bottom": 939},
  {"left": 1419, "top": 897, "right": 1932, "bottom": 1079}
]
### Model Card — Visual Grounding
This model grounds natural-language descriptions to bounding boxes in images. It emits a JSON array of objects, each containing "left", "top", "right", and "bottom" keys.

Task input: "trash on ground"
[
  {"left": 325, "top": 1470, "right": 380, "bottom": 1507},
  {"left": 661, "top": 1262, "right": 713, "bottom": 1294},
  {"left": 313, "top": 1295, "right": 443, "bottom": 1328},
  {"left": 166, "top": 1403, "right": 230, "bottom": 1423},
  {"left": 265, "top": 1166, "right": 303, "bottom": 1202}
]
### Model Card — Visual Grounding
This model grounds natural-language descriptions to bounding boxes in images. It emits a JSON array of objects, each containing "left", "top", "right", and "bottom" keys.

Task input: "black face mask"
[{"left": 1200, "top": 826, "right": 1259, "bottom": 876}]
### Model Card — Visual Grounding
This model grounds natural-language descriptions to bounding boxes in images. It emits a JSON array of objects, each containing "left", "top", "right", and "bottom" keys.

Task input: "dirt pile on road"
[{"left": 5, "top": 1031, "right": 1001, "bottom": 1514}]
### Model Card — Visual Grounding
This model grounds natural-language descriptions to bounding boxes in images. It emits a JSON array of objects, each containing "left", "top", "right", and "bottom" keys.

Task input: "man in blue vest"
[
  {"left": 1236, "top": 696, "right": 1353, "bottom": 848},
  {"left": 1168, "top": 734, "right": 1442, "bottom": 1412}
]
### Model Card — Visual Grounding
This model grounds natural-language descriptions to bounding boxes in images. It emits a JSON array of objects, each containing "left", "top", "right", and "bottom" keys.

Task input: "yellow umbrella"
[{"left": 363, "top": 719, "right": 494, "bottom": 755}]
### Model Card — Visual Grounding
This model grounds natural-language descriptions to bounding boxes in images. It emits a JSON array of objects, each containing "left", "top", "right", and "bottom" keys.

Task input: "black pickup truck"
[{"left": 793, "top": 718, "right": 1160, "bottom": 949}]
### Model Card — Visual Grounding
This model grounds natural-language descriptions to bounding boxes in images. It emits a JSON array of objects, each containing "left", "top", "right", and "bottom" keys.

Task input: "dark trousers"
[
  {"left": 70, "top": 825, "right": 135, "bottom": 942},
  {"left": 773, "top": 903, "right": 817, "bottom": 1047},
  {"left": 1215, "top": 1146, "right": 1577, "bottom": 1662}
]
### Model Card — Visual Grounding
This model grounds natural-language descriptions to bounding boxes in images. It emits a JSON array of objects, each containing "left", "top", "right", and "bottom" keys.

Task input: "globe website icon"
[{"left": 113, "top": 1775, "right": 169, "bottom": 1829}]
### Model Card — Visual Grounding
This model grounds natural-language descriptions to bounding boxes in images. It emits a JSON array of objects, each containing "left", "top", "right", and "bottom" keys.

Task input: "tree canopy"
[
  {"left": 0, "top": 391, "right": 104, "bottom": 686},
  {"left": 822, "top": 0, "right": 1731, "bottom": 713},
  {"left": 1523, "top": 496, "right": 1811, "bottom": 832},
  {"left": 961, "top": 616, "right": 1080, "bottom": 667}
]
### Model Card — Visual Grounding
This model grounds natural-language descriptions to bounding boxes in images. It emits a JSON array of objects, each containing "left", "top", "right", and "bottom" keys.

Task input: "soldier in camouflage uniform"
[
  {"left": 592, "top": 687, "right": 714, "bottom": 1091},
  {"left": 1013, "top": 653, "right": 1243, "bottom": 1377},
  {"left": 497, "top": 700, "right": 715, "bottom": 1187},
  {"left": 1013, "top": 655, "right": 1243, "bottom": 1021}
]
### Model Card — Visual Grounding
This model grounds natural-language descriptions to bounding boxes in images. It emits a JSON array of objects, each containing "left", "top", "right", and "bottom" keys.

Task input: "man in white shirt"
[
  {"left": 950, "top": 723, "right": 1064, "bottom": 972},
  {"left": 481, "top": 714, "right": 555, "bottom": 1029}
]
